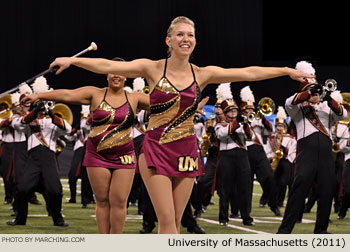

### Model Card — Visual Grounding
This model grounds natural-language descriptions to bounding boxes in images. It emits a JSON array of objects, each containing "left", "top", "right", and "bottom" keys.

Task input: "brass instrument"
[
  {"left": 43, "top": 101, "right": 55, "bottom": 112},
  {"left": 255, "top": 97, "right": 275, "bottom": 120},
  {"left": 340, "top": 92, "right": 350, "bottom": 124},
  {"left": 271, "top": 135, "right": 284, "bottom": 172},
  {"left": 143, "top": 86, "right": 150, "bottom": 94},
  {"left": 242, "top": 111, "right": 256, "bottom": 123},
  {"left": 0, "top": 94, "right": 13, "bottom": 120},
  {"left": 201, "top": 113, "right": 215, "bottom": 157},
  {"left": 51, "top": 103, "right": 73, "bottom": 125}
]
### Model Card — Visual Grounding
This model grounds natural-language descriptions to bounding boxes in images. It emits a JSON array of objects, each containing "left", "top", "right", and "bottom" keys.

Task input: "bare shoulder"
[{"left": 191, "top": 64, "right": 221, "bottom": 88}]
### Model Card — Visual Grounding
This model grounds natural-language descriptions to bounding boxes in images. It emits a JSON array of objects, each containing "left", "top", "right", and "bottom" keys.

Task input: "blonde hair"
[
  {"left": 166, "top": 16, "right": 195, "bottom": 57},
  {"left": 167, "top": 16, "right": 195, "bottom": 37}
]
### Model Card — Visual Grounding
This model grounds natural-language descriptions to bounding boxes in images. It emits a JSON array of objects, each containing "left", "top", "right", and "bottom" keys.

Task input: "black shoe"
[
  {"left": 296, "top": 219, "right": 302, "bottom": 223},
  {"left": 187, "top": 225, "right": 205, "bottom": 234},
  {"left": 4, "top": 200, "right": 12, "bottom": 205},
  {"left": 82, "top": 204, "right": 89, "bottom": 209},
  {"left": 10, "top": 211, "right": 17, "bottom": 217},
  {"left": 219, "top": 221, "right": 228, "bottom": 226},
  {"left": 271, "top": 207, "right": 282, "bottom": 217},
  {"left": 194, "top": 209, "right": 202, "bottom": 219},
  {"left": 243, "top": 220, "right": 256, "bottom": 226},
  {"left": 29, "top": 198, "right": 42, "bottom": 205},
  {"left": 67, "top": 199, "right": 76, "bottom": 203},
  {"left": 54, "top": 221, "right": 69, "bottom": 227},
  {"left": 337, "top": 215, "right": 345, "bottom": 220},
  {"left": 6, "top": 219, "right": 25, "bottom": 226},
  {"left": 139, "top": 224, "right": 155, "bottom": 234}
]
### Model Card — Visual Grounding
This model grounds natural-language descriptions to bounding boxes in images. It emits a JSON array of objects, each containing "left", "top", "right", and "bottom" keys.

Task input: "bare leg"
[
  {"left": 109, "top": 168, "right": 135, "bottom": 233},
  {"left": 139, "top": 154, "right": 194, "bottom": 234},
  {"left": 172, "top": 177, "right": 195, "bottom": 233},
  {"left": 87, "top": 167, "right": 112, "bottom": 233}
]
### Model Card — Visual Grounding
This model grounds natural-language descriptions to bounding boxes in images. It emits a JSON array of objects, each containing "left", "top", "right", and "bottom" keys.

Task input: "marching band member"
[
  {"left": 240, "top": 86, "right": 281, "bottom": 216},
  {"left": 66, "top": 105, "right": 94, "bottom": 208},
  {"left": 338, "top": 114, "right": 350, "bottom": 219},
  {"left": 193, "top": 86, "right": 224, "bottom": 218},
  {"left": 265, "top": 106, "right": 297, "bottom": 207},
  {"left": 7, "top": 77, "right": 71, "bottom": 227},
  {"left": 215, "top": 83, "right": 255, "bottom": 226},
  {"left": 278, "top": 61, "right": 347, "bottom": 234},
  {"left": 0, "top": 94, "right": 16, "bottom": 205}
]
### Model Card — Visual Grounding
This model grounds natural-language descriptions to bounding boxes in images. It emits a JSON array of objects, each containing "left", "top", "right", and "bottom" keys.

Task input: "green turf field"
[{"left": 1, "top": 179, "right": 349, "bottom": 234}]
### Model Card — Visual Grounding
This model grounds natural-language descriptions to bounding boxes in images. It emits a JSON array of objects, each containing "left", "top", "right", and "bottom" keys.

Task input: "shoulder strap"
[
  {"left": 103, "top": 88, "right": 108, "bottom": 101},
  {"left": 163, "top": 58, "right": 168, "bottom": 77},
  {"left": 190, "top": 63, "right": 196, "bottom": 82}
]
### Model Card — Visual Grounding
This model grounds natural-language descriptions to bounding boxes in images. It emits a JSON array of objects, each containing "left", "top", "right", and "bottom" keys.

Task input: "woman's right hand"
[
  {"left": 20, "top": 94, "right": 39, "bottom": 106},
  {"left": 49, "top": 57, "right": 72, "bottom": 75}
]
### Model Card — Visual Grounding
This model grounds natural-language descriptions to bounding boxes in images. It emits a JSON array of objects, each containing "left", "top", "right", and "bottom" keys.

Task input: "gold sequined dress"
[
  {"left": 83, "top": 90, "right": 135, "bottom": 169},
  {"left": 142, "top": 59, "right": 204, "bottom": 177}
]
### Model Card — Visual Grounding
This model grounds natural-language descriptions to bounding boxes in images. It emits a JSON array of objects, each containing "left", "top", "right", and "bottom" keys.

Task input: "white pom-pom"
[
  {"left": 295, "top": 61, "right": 316, "bottom": 75},
  {"left": 123, "top": 86, "right": 133, "bottom": 93},
  {"left": 240, "top": 86, "right": 255, "bottom": 103},
  {"left": 18, "top": 83, "right": 33, "bottom": 95},
  {"left": 216, "top": 83, "right": 232, "bottom": 100},
  {"left": 330, "top": 90, "right": 343, "bottom": 104},
  {"left": 276, "top": 106, "right": 287, "bottom": 120},
  {"left": 11, "top": 92, "right": 21, "bottom": 105},
  {"left": 31, "top": 76, "right": 49, "bottom": 94},
  {"left": 81, "top": 105, "right": 90, "bottom": 114},
  {"left": 133, "top": 77, "right": 145, "bottom": 92}
]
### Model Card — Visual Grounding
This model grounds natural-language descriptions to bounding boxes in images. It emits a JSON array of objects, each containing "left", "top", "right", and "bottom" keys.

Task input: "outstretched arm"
[
  {"left": 50, "top": 57, "right": 154, "bottom": 79},
  {"left": 21, "top": 86, "right": 97, "bottom": 105},
  {"left": 199, "top": 65, "right": 314, "bottom": 89}
]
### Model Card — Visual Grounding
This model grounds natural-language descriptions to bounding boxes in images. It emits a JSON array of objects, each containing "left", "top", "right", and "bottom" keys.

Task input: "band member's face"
[
  {"left": 37, "top": 111, "right": 45, "bottom": 119},
  {"left": 243, "top": 108, "right": 254, "bottom": 116},
  {"left": 215, "top": 107, "right": 223, "bottom": 115},
  {"left": 308, "top": 94, "right": 320, "bottom": 104},
  {"left": 276, "top": 124, "right": 285, "bottom": 134},
  {"left": 225, "top": 109, "right": 238, "bottom": 121},
  {"left": 107, "top": 73, "right": 126, "bottom": 89}
]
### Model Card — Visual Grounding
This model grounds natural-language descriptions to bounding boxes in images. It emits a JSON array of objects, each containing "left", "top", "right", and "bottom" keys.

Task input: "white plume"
[
  {"left": 276, "top": 106, "right": 287, "bottom": 120},
  {"left": 330, "top": 90, "right": 343, "bottom": 104},
  {"left": 240, "top": 86, "right": 255, "bottom": 103},
  {"left": 31, "top": 76, "right": 49, "bottom": 94},
  {"left": 81, "top": 105, "right": 90, "bottom": 114},
  {"left": 18, "top": 83, "right": 33, "bottom": 95},
  {"left": 123, "top": 86, "right": 133, "bottom": 93},
  {"left": 133, "top": 77, "right": 145, "bottom": 92},
  {"left": 295, "top": 61, "right": 315, "bottom": 75},
  {"left": 11, "top": 92, "right": 21, "bottom": 105},
  {"left": 216, "top": 83, "right": 232, "bottom": 100}
]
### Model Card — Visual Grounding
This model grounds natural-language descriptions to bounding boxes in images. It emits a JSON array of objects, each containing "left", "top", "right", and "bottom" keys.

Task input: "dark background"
[{"left": 1, "top": 0, "right": 349, "bottom": 129}]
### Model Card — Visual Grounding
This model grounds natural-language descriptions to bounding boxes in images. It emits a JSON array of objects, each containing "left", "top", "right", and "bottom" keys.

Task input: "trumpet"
[
  {"left": 243, "top": 111, "right": 256, "bottom": 123},
  {"left": 320, "top": 79, "right": 337, "bottom": 101},
  {"left": 43, "top": 101, "right": 55, "bottom": 112},
  {"left": 255, "top": 97, "right": 275, "bottom": 120}
]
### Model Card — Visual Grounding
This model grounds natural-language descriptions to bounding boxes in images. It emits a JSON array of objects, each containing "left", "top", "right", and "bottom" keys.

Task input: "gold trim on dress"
[
  {"left": 147, "top": 96, "right": 180, "bottom": 131},
  {"left": 97, "top": 128, "right": 132, "bottom": 152},
  {"left": 155, "top": 78, "right": 178, "bottom": 94}
]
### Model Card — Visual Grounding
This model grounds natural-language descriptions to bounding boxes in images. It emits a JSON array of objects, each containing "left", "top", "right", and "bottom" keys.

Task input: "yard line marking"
[{"left": 197, "top": 217, "right": 271, "bottom": 234}]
